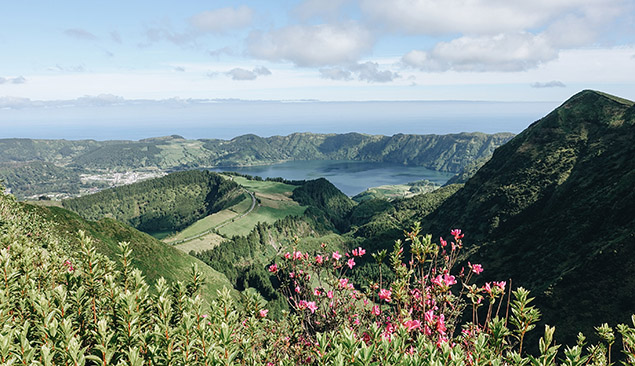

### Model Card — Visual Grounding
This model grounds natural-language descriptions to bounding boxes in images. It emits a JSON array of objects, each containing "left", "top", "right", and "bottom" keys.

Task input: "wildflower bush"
[{"left": 1, "top": 190, "right": 635, "bottom": 365}]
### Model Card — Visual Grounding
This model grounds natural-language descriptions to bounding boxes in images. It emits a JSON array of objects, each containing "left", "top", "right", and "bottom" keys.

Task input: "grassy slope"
[{"left": 33, "top": 204, "right": 234, "bottom": 301}]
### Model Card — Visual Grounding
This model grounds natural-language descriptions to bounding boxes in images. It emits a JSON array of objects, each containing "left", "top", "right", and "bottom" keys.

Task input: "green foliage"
[
  {"left": 3, "top": 182, "right": 635, "bottom": 365},
  {"left": 1, "top": 186, "right": 233, "bottom": 304},
  {"left": 0, "top": 161, "right": 83, "bottom": 198},
  {"left": 63, "top": 170, "right": 240, "bottom": 234}
]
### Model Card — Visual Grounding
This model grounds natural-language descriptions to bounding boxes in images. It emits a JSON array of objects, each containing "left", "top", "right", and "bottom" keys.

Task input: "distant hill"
[
  {"left": 0, "top": 132, "right": 513, "bottom": 198},
  {"left": 419, "top": 90, "right": 635, "bottom": 343},
  {"left": 62, "top": 170, "right": 243, "bottom": 235}
]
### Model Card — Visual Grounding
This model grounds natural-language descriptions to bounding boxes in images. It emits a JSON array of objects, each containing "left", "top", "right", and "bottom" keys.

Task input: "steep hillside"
[
  {"left": 62, "top": 170, "right": 242, "bottom": 235},
  {"left": 0, "top": 188, "right": 233, "bottom": 301},
  {"left": 422, "top": 90, "right": 635, "bottom": 342}
]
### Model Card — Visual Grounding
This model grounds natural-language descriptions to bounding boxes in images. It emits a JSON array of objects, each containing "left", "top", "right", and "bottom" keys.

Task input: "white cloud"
[
  {"left": 64, "top": 28, "right": 98, "bottom": 41},
  {"left": 531, "top": 81, "right": 566, "bottom": 88},
  {"left": 75, "top": 94, "right": 125, "bottom": 106},
  {"left": 319, "top": 62, "right": 399, "bottom": 82},
  {"left": 0, "top": 76, "right": 27, "bottom": 84},
  {"left": 370, "top": 0, "right": 630, "bottom": 73},
  {"left": 226, "top": 66, "right": 272, "bottom": 81},
  {"left": 189, "top": 6, "right": 253, "bottom": 33},
  {"left": 293, "top": 0, "right": 353, "bottom": 21},
  {"left": 247, "top": 22, "right": 374, "bottom": 67},
  {"left": 360, "top": 0, "right": 626, "bottom": 36},
  {"left": 319, "top": 67, "right": 353, "bottom": 81},
  {"left": 253, "top": 66, "right": 272, "bottom": 76},
  {"left": 353, "top": 62, "right": 400, "bottom": 82},
  {"left": 403, "top": 32, "right": 558, "bottom": 72}
]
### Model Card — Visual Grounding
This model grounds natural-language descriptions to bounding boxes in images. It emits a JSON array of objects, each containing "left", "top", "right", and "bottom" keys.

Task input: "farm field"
[{"left": 166, "top": 175, "right": 307, "bottom": 244}]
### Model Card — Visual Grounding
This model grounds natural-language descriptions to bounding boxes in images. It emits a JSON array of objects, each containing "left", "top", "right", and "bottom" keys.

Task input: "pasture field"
[{"left": 167, "top": 176, "right": 306, "bottom": 244}]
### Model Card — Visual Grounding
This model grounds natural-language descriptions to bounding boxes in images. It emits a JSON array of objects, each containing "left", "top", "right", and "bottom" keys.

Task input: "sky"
[{"left": 1, "top": 0, "right": 634, "bottom": 139}]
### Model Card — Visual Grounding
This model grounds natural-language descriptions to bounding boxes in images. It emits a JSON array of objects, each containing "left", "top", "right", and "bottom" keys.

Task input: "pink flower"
[
  {"left": 404, "top": 319, "right": 421, "bottom": 332},
  {"left": 483, "top": 282, "right": 492, "bottom": 295},
  {"left": 443, "top": 274, "right": 457, "bottom": 286},
  {"left": 63, "top": 260, "right": 74, "bottom": 272},
  {"left": 469, "top": 262, "right": 483, "bottom": 275},
  {"left": 259, "top": 309, "right": 269, "bottom": 318},
  {"left": 494, "top": 281, "right": 506, "bottom": 290},
  {"left": 339, "top": 278, "right": 349, "bottom": 288},
  {"left": 371, "top": 305, "right": 381, "bottom": 316},
  {"left": 332, "top": 251, "right": 342, "bottom": 260},
  {"left": 352, "top": 315, "right": 360, "bottom": 325},
  {"left": 347, "top": 258, "right": 356, "bottom": 269},
  {"left": 450, "top": 229, "right": 464, "bottom": 240},
  {"left": 378, "top": 288, "right": 392, "bottom": 302},
  {"left": 284, "top": 252, "right": 291, "bottom": 259},
  {"left": 293, "top": 251, "right": 303, "bottom": 260},
  {"left": 307, "top": 301, "right": 318, "bottom": 314},
  {"left": 327, "top": 290, "right": 334, "bottom": 299},
  {"left": 313, "top": 288, "right": 322, "bottom": 296},
  {"left": 315, "top": 254, "right": 324, "bottom": 264},
  {"left": 424, "top": 310, "right": 435, "bottom": 324},
  {"left": 440, "top": 237, "right": 447, "bottom": 247},
  {"left": 437, "top": 314, "right": 447, "bottom": 335},
  {"left": 268, "top": 264, "right": 278, "bottom": 273},
  {"left": 295, "top": 286, "right": 301, "bottom": 293},
  {"left": 351, "top": 247, "right": 366, "bottom": 257}
]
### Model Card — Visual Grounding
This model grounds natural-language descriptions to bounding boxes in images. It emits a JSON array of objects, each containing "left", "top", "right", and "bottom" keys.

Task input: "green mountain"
[
  {"left": 291, "top": 177, "right": 356, "bottom": 232},
  {"left": 0, "top": 132, "right": 513, "bottom": 198},
  {"left": 62, "top": 170, "right": 243, "bottom": 235},
  {"left": 419, "top": 90, "right": 635, "bottom": 343},
  {"left": 0, "top": 188, "right": 233, "bottom": 301}
]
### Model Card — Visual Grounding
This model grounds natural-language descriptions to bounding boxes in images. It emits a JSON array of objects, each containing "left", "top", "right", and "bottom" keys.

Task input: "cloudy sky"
[{"left": 1, "top": 0, "right": 634, "bottom": 138}]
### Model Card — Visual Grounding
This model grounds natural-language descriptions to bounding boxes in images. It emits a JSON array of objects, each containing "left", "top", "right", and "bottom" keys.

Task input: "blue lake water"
[{"left": 210, "top": 160, "right": 455, "bottom": 197}]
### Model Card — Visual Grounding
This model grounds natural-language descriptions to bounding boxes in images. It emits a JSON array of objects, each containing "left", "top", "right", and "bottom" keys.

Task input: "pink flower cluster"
[
  {"left": 431, "top": 273, "right": 456, "bottom": 289},
  {"left": 378, "top": 288, "right": 392, "bottom": 302},
  {"left": 297, "top": 300, "right": 318, "bottom": 314},
  {"left": 63, "top": 260, "right": 74, "bottom": 272}
]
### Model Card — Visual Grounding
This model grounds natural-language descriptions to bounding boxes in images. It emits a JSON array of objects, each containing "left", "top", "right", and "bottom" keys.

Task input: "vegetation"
[
  {"left": 292, "top": 178, "right": 356, "bottom": 232},
  {"left": 62, "top": 171, "right": 241, "bottom": 235},
  {"left": 0, "top": 185, "right": 233, "bottom": 304},
  {"left": 2, "top": 193, "right": 634, "bottom": 364},
  {"left": 420, "top": 90, "right": 635, "bottom": 344},
  {"left": 0, "top": 161, "right": 83, "bottom": 198}
]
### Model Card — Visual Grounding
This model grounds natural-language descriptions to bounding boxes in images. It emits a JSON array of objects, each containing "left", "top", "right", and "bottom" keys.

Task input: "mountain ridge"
[{"left": 419, "top": 89, "right": 635, "bottom": 343}]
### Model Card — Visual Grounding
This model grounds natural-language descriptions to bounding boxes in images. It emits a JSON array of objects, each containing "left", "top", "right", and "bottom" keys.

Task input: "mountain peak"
[{"left": 564, "top": 89, "right": 634, "bottom": 107}]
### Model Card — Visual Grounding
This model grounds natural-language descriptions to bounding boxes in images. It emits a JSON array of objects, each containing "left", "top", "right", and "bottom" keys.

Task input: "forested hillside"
[
  {"left": 418, "top": 90, "right": 635, "bottom": 343},
  {"left": 62, "top": 170, "right": 242, "bottom": 235}
]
